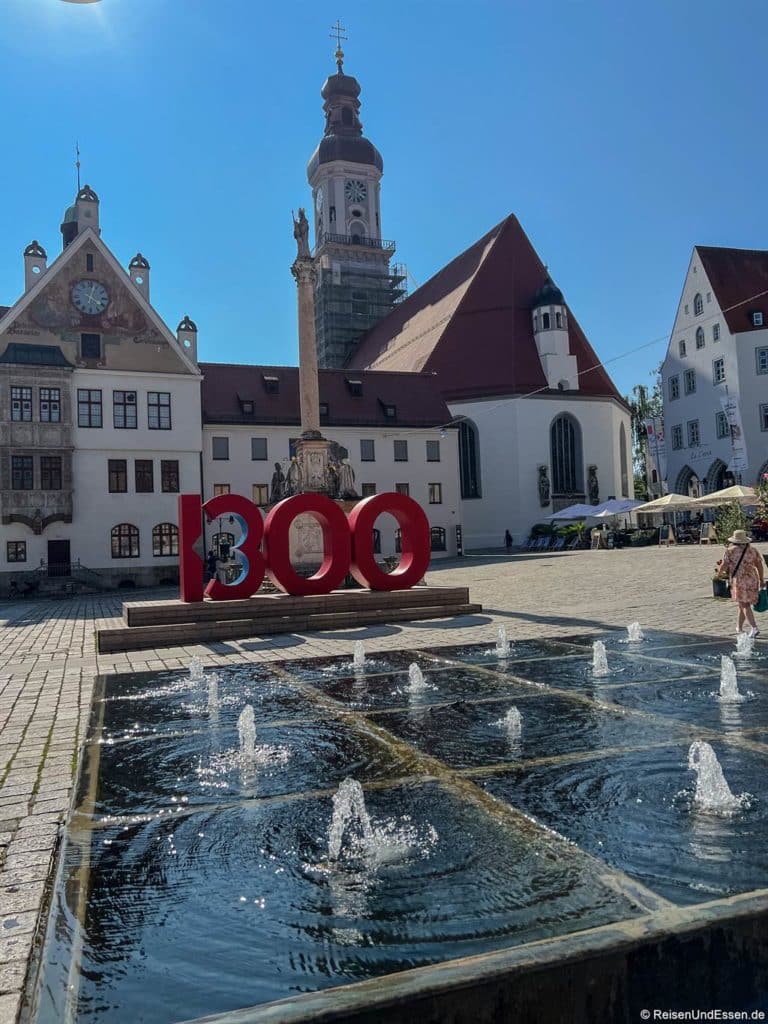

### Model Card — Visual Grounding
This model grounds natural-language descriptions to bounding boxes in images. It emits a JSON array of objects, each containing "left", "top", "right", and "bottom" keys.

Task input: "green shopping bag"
[{"left": 754, "top": 587, "right": 768, "bottom": 613}]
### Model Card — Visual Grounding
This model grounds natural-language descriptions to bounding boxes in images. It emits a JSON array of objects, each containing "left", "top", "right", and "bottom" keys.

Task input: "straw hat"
[{"left": 727, "top": 529, "right": 752, "bottom": 545}]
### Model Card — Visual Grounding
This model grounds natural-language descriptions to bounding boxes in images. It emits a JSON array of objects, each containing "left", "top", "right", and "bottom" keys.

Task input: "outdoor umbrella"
[
  {"left": 688, "top": 484, "right": 757, "bottom": 508},
  {"left": 631, "top": 493, "right": 697, "bottom": 513},
  {"left": 590, "top": 498, "right": 644, "bottom": 518},
  {"left": 545, "top": 503, "right": 598, "bottom": 521}
]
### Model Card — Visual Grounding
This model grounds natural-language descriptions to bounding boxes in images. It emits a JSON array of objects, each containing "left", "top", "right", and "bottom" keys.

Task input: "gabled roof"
[
  {"left": 200, "top": 363, "right": 451, "bottom": 428},
  {"left": 696, "top": 246, "right": 768, "bottom": 334},
  {"left": 348, "top": 214, "right": 622, "bottom": 404},
  {"left": 0, "top": 228, "right": 199, "bottom": 376}
]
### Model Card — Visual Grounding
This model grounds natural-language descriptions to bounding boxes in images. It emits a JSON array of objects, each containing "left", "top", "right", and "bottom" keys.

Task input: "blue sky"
[{"left": 1, "top": 0, "right": 767, "bottom": 397}]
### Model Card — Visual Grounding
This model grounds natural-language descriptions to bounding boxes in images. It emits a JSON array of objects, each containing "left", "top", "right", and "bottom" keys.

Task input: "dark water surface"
[{"left": 30, "top": 630, "right": 768, "bottom": 1023}]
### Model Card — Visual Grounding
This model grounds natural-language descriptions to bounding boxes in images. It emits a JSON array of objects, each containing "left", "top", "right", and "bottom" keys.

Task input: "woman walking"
[{"left": 717, "top": 529, "right": 765, "bottom": 636}]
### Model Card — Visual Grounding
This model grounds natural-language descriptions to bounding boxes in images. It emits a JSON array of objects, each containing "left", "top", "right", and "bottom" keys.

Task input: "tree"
[{"left": 625, "top": 366, "right": 663, "bottom": 499}]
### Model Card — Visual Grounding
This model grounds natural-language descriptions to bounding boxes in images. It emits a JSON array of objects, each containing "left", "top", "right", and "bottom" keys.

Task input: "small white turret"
[
  {"left": 532, "top": 277, "right": 578, "bottom": 391},
  {"left": 177, "top": 315, "right": 198, "bottom": 363},
  {"left": 129, "top": 253, "right": 150, "bottom": 300},
  {"left": 23, "top": 240, "right": 47, "bottom": 291}
]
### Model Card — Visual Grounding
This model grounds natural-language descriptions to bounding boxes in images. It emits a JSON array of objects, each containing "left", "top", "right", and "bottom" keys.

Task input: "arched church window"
[
  {"left": 550, "top": 414, "right": 583, "bottom": 495},
  {"left": 533, "top": 314, "right": 539, "bottom": 332},
  {"left": 694, "top": 293, "right": 703, "bottom": 315},
  {"left": 459, "top": 420, "right": 481, "bottom": 499},
  {"left": 619, "top": 422, "right": 629, "bottom": 498},
  {"left": 556, "top": 311, "right": 563, "bottom": 328},
  {"left": 542, "top": 312, "right": 551, "bottom": 330},
  {"left": 350, "top": 222, "right": 365, "bottom": 241}
]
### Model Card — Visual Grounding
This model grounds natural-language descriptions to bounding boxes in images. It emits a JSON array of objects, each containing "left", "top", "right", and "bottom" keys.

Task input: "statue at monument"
[
  {"left": 537, "top": 466, "right": 551, "bottom": 507},
  {"left": 338, "top": 458, "right": 358, "bottom": 499},
  {"left": 588, "top": 465, "right": 600, "bottom": 505},
  {"left": 269, "top": 462, "right": 285, "bottom": 504},
  {"left": 326, "top": 461, "right": 340, "bottom": 499},
  {"left": 292, "top": 208, "right": 311, "bottom": 261},
  {"left": 286, "top": 456, "right": 303, "bottom": 496}
]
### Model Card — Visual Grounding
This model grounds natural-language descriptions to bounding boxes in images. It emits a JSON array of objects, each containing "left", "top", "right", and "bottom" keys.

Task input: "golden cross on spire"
[
  {"left": 75, "top": 141, "right": 81, "bottom": 191},
  {"left": 330, "top": 19, "right": 347, "bottom": 70}
]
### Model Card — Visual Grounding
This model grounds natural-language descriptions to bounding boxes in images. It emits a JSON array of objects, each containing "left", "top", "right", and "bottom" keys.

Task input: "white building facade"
[
  {"left": 0, "top": 187, "right": 202, "bottom": 590},
  {"left": 200, "top": 364, "right": 462, "bottom": 560},
  {"left": 661, "top": 246, "right": 768, "bottom": 496}
]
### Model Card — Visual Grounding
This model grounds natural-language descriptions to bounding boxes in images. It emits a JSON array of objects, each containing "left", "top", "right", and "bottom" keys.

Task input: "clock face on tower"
[
  {"left": 345, "top": 179, "right": 367, "bottom": 202},
  {"left": 71, "top": 279, "right": 109, "bottom": 315}
]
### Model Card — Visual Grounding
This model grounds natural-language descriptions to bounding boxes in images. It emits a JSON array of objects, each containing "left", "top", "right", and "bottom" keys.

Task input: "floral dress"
[{"left": 721, "top": 544, "right": 763, "bottom": 604}]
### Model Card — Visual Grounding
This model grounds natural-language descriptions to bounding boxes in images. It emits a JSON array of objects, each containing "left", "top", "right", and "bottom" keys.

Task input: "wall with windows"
[
  {"left": 70, "top": 368, "right": 202, "bottom": 582},
  {"left": 448, "top": 394, "right": 631, "bottom": 549},
  {"left": 200, "top": 423, "right": 461, "bottom": 558},
  {"left": 662, "top": 249, "right": 768, "bottom": 491}
]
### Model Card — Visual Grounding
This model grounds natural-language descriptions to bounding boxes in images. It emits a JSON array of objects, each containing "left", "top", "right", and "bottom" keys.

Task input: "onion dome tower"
[{"left": 307, "top": 28, "right": 404, "bottom": 368}]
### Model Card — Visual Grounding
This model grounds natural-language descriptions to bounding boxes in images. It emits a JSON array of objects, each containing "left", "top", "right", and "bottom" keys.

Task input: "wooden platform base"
[{"left": 97, "top": 587, "right": 482, "bottom": 653}]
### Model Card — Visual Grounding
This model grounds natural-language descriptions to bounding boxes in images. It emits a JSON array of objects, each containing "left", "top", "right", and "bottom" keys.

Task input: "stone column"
[{"left": 291, "top": 258, "right": 321, "bottom": 439}]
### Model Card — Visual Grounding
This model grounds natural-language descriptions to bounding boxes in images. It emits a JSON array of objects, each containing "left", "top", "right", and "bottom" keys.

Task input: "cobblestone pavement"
[{"left": 0, "top": 543, "right": 762, "bottom": 1022}]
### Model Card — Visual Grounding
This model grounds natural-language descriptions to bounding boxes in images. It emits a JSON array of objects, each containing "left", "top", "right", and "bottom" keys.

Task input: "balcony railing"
[{"left": 315, "top": 232, "right": 396, "bottom": 253}]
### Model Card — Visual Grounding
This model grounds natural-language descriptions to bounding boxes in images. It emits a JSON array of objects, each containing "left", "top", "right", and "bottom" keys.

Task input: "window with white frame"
[
  {"left": 251, "top": 437, "right": 268, "bottom": 460},
  {"left": 716, "top": 411, "right": 729, "bottom": 438},
  {"left": 360, "top": 439, "right": 375, "bottom": 461},
  {"left": 696, "top": 327, "right": 705, "bottom": 349},
  {"left": 753, "top": 312, "right": 764, "bottom": 327},
  {"left": 669, "top": 375, "right": 680, "bottom": 400},
  {"left": 252, "top": 484, "right": 269, "bottom": 505},
  {"left": 694, "top": 293, "right": 703, "bottom": 315},
  {"left": 684, "top": 369, "right": 696, "bottom": 394},
  {"left": 428, "top": 482, "right": 443, "bottom": 504},
  {"left": 39, "top": 387, "right": 60, "bottom": 423},
  {"left": 393, "top": 439, "right": 408, "bottom": 462},
  {"left": 671, "top": 424, "right": 683, "bottom": 450},
  {"left": 212, "top": 436, "right": 229, "bottom": 460},
  {"left": 679, "top": 339, "right": 687, "bottom": 358},
  {"left": 757, "top": 347, "right": 768, "bottom": 374},
  {"left": 712, "top": 323, "right": 720, "bottom": 342},
  {"left": 687, "top": 419, "right": 700, "bottom": 447},
  {"left": 426, "top": 440, "right": 441, "bottom": 462},
  {"left": 11, "top": 386, "right": 32, "bottom": 422},
  {"left": 147, "top": 391, "right": 171, "bottom": 430},
  {"left": 712, "top": 358, "right": 725, "bottom": 384}
]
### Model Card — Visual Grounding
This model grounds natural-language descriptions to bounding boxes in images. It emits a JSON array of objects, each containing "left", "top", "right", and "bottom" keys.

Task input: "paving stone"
[
  {"left": 0, "top": 991, "right": 21, "bottom": 1024},
  {"left": 0, "top": 928, "right": 34, "bottom": 966}
]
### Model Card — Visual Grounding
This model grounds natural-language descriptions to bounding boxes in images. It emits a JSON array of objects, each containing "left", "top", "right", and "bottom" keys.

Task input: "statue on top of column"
[{"left": 292, "top": 208, "right": 311, "bottom": 260}]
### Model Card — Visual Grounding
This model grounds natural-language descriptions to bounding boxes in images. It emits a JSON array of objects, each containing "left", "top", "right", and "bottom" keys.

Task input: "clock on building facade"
[{"left": 71, "top": 279, "right": 109, "bottom": 315}]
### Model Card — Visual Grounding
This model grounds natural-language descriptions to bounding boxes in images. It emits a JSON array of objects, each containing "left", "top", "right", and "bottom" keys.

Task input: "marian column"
[{"left": 291, "top": 209, "right": 332, "bottom": 492}]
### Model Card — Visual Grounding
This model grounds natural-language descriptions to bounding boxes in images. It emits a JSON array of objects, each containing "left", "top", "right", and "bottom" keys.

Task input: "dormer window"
[
  {"left": 753, "top": 311, "right": 764, "bottom": 327},
  {"left": 346, "top": 378, "right": 363, "bottom": 397},
  {"left": 263, "top": 375, "right": 279, "bottom": 394},
  {"left": 240, "top": 399, "right": 254, "bottom": 415},
  {"left": 382, "top": 403, "right": 396, "bottom": 419}
]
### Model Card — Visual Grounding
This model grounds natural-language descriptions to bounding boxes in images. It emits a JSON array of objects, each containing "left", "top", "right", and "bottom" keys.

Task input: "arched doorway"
[
  {"left": 704, "top": 459, "right": 728, "bottom": 494},
  {"left": 675, "top": 465, "right": 701, "bottom": 498}
]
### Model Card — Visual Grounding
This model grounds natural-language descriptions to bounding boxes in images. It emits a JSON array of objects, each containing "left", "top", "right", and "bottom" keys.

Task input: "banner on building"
[
  {"left": 720, "top": 394, "right": 749, "bottom": 473},
  {"left": 644, "top": 416, "right": 667, "bottom": 487}
]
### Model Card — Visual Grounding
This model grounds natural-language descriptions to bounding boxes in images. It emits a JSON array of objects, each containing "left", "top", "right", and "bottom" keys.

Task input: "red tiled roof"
[
  {"left": 200, "top": 363, "right": 451, "bottom": 428},
  {"left": 348, "top": 214, "right": 622, "bottom": 404},
  {"left": 696, "top": 246, "right": 768, "bottom": 335}
]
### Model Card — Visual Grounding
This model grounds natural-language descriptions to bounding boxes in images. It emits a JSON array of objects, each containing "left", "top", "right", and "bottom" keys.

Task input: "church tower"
[{"left": 307, "top": 31, "right": 405, "bottom": 368}]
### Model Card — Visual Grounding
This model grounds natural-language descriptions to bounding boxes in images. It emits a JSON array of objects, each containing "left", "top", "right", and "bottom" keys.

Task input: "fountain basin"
[
  {"left": 32, "top": 781, "right": 642, "bottom": 1024},
  {"left": 481, "top": 743, "right": 767, "bottom": 906}
]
